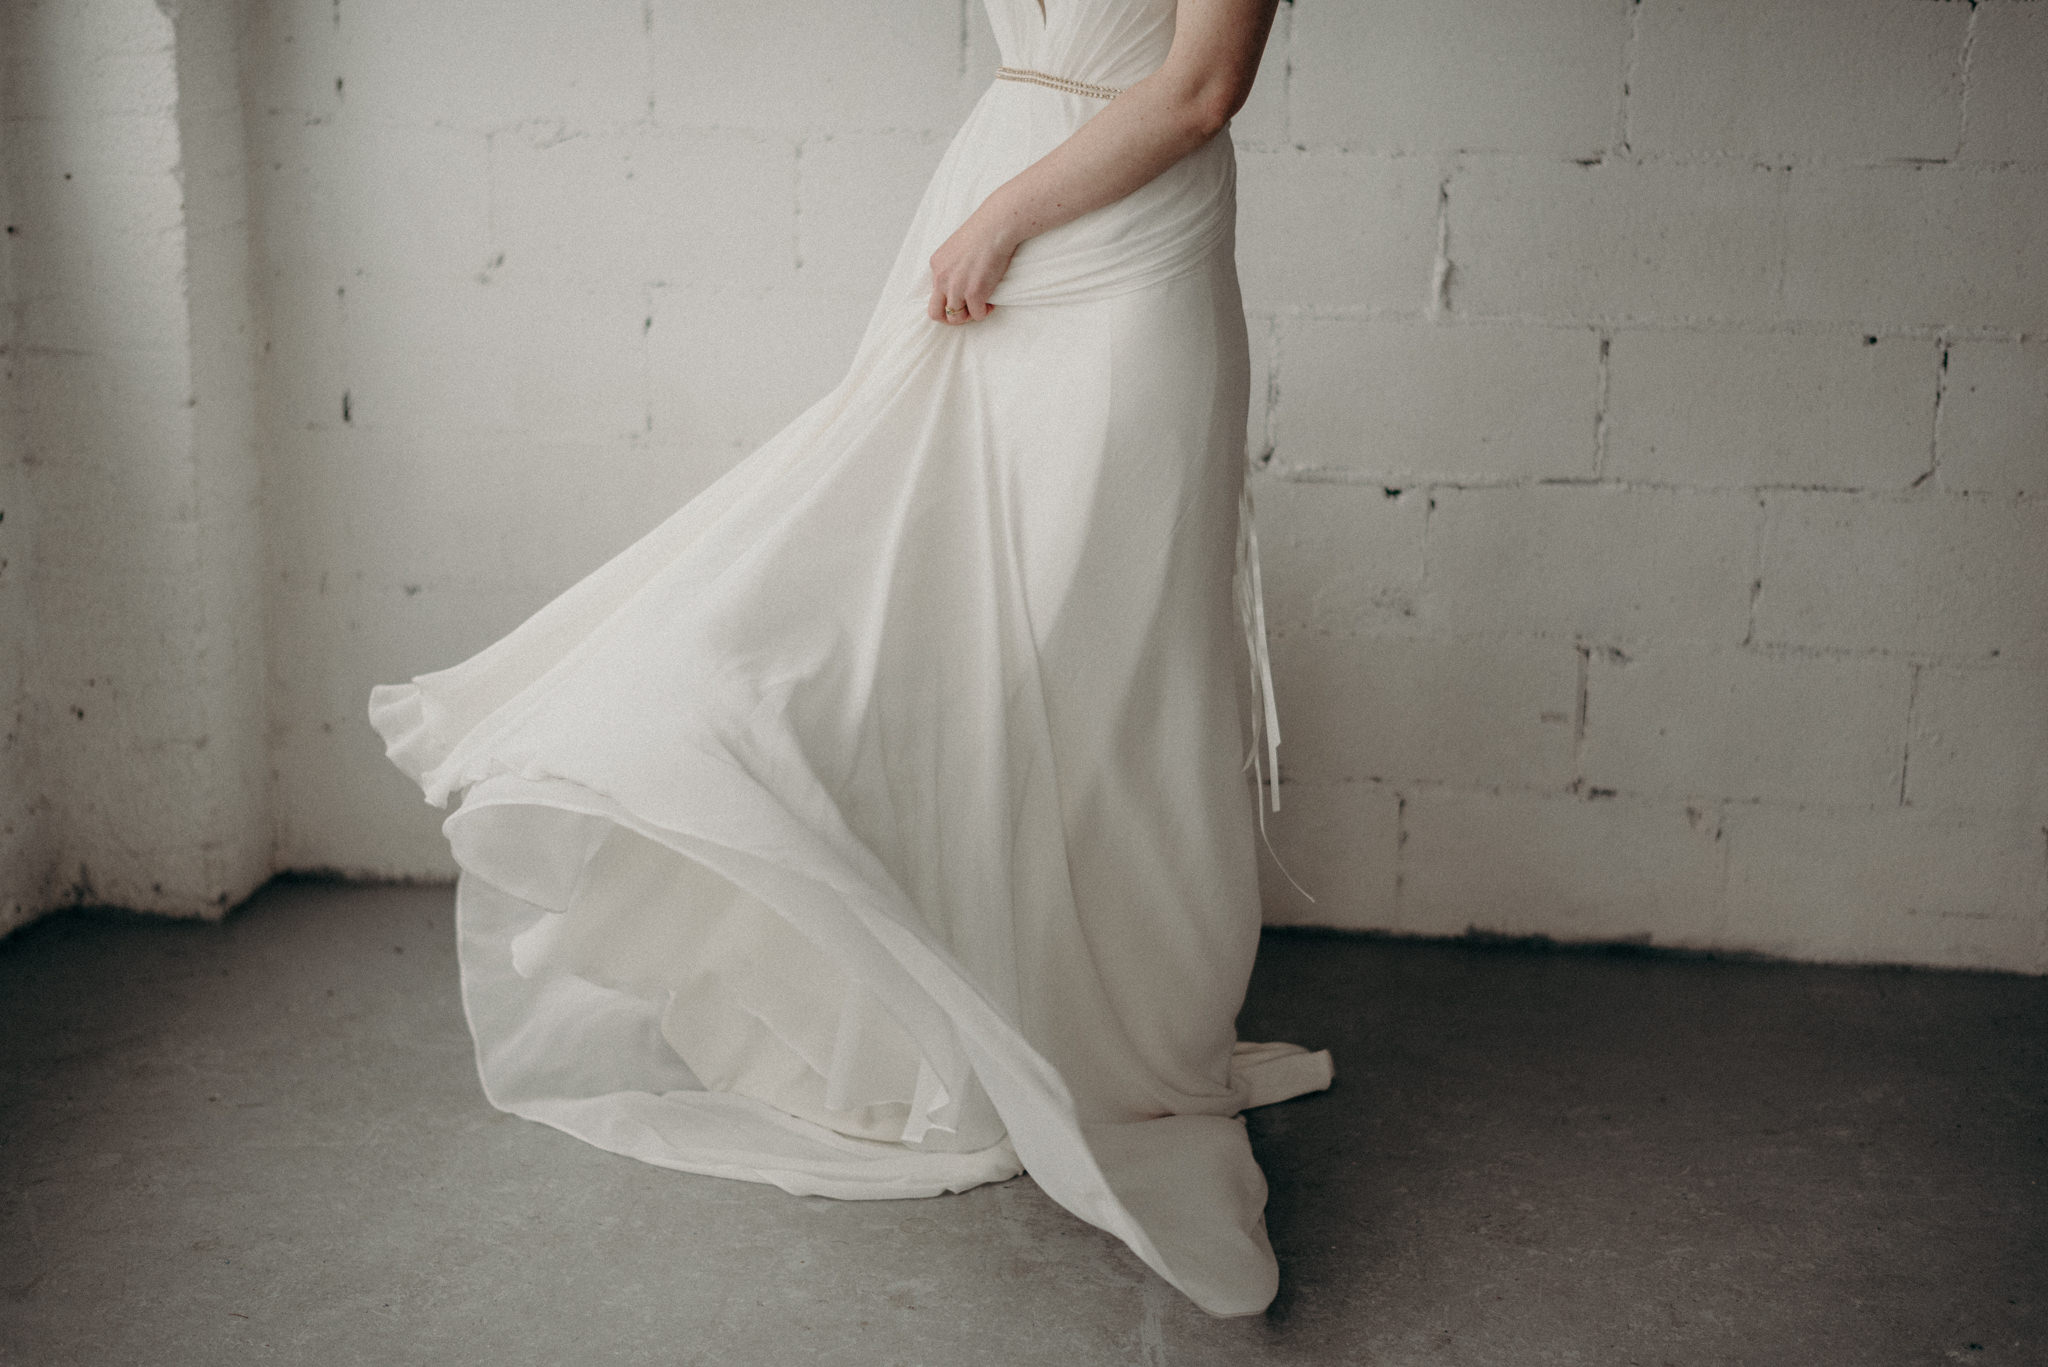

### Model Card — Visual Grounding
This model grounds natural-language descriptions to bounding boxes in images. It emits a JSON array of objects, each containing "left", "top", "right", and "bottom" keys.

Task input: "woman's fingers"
[
  {"left": 926, "top": 206, "right": 1021, "bottom": 324},
  {"left": 928, "top": 272, "right": 993, "bottom": 325}
]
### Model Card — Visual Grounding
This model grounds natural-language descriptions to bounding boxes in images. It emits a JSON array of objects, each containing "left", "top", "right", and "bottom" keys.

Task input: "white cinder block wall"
[
  {"left": 4, "top": 0, "right": 2043, "bottom": 972},
  {"left": 1241, "top": 0, "right": 2047, "bottom": 973},
  {"left": 0, "top": 13, "right": 26, "bottom": 929},
  {"left": 0, "top": 0, "right": 270, "bottom": 935}
]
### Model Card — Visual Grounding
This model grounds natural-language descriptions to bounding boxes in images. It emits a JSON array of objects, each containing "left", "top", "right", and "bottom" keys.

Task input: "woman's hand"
[{"left": 927, "top": 203, "right": 1022, "bottom": 325}]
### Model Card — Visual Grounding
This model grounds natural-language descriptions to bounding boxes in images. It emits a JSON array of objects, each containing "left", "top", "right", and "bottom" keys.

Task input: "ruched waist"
[{"left": 838, "top": 61, "right": 1234, "bottom": 314}]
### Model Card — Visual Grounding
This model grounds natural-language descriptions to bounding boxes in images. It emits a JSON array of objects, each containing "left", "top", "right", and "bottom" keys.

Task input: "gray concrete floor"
[{"left": 2, "top": 879, "right": 2042, "bottom": 1367}]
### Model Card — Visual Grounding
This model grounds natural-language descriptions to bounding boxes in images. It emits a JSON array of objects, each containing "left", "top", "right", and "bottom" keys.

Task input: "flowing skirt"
[{"left": 369, "top": 116, "right": 1330, "bottom": 1316}]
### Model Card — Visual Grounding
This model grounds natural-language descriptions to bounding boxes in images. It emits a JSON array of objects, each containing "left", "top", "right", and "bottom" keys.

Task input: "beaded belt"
[{"left": 994, "top": 66, "right": 1126, "bottom": 100}]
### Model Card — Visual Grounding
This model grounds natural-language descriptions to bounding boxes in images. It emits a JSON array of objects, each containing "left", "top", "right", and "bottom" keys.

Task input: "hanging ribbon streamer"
[{"left": 1234, "top": 469, "right": 1315, "bottom": 905}]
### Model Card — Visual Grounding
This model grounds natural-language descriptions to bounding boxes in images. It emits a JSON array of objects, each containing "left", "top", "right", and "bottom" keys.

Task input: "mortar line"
[
  {"left": 1956, "top": 1, "right": 1979, "bottom": 162},
  {"left": 1181, "top": 616, "right": 2036, "bottom": 672},
  {"left": 1572, "top": 641, "right": 1591, "bottom": 791},
  {"left": 1707, "top": 798, "right": 1733, "bottom": 941},
  {"left": 1228, "top": 147, "right": 2035, "bottom": 172},
  {"left": 1349, "top": 779, "right": 1995, "bottom": 828},
  {"left": 1270, "top": 311, "right": 2029, "bottom": 343},
  {"left": 643, "top": 0, "right": 656, "bottom": 121},
  {"left": 1428, "top": 164, "right": 1452, "bottom": 319},
  {"left": 1256, "top": 465, "right": 2037, "bottom": 505},
  {"left": 1592, "top": 327, "right": 1611, "bottom": 479},
  {"left": 1417, "top": 487, "right": 1434, "bottom": 625},
  {"left": 791, "top": 137, "right": 804, "bottom": 273},
  {"left": 1898, "top": 660, "right": 1920, "bottom": 807},
  {"left": 1258, "top": 314, "right": 1278, "bottom": 465},
  {"left": 1617, "top": 0, "right": 1642, "bottom": 157},
  {"left": 1391, "top": 791, "right": 1407, "bottom": 929},
  {"left": 1742, "top": 493, "right": 1766, "bottom": 649},
  {"left": 640, "top": 281, "right": 654, "bottom": 436},
  {"left": 1769, "top": 163, "right": 1789, "bottom": 317},
  {"left": 1369, "top": 781, "right": 1964, "bottom": 822},
  {"left": 1278, "top": 0, "right": 1292, "bottom": 147},
  {"left": 1922, "top": 334, "right": 1950, "bottom": 490}
]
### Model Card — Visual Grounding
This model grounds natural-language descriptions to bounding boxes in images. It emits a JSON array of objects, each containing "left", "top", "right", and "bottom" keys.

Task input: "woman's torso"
[{"left": 860, "top": 0, "right": 1238, "bottom": 335}]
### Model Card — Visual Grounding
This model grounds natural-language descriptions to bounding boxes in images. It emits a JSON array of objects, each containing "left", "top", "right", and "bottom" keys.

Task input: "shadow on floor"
[{"left": 3, "top": 879, "right": 2042, "bottom": 1366}]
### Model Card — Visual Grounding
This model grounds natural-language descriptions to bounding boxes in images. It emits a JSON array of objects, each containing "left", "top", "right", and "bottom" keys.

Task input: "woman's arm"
[{"left": 927, "top": 0, "right": 1282, "bottom": 325}]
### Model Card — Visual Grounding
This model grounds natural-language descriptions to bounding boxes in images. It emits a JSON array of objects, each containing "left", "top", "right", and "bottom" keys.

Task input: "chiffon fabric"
[{"left": 368, "top": 0, "right": 1331, "bottom": 1317}]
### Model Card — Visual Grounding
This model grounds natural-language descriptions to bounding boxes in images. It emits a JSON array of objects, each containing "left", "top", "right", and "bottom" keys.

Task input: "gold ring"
[{"left": 945, "top": 304, "right": 965, "bottom": 316}]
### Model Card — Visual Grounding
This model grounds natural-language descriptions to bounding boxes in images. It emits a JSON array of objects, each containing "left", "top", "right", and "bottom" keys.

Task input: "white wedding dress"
[{"left": 369, "top": 0, "right": 1330, "bottom": 1317}]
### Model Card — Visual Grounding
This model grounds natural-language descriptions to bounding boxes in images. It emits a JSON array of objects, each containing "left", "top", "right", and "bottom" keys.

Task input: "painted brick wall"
[{"left": 14, "top": 1, "right": 2042, "bottom": 971}]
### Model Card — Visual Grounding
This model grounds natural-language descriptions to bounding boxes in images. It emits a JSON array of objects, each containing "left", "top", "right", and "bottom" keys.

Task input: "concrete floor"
[{"left": 1, "top": 881, "right": 2042, "bottom": 1367}]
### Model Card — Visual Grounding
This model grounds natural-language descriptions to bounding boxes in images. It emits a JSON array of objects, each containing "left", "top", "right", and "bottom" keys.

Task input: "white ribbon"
[{"left": 1234, "top": 470, "right": 1314, "bottom": 904}]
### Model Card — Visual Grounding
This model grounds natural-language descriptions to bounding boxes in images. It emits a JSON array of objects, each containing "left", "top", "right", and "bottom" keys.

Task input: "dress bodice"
[{"left": 983, "top": 0, "right": 1179, "bottom": 89}]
